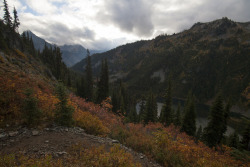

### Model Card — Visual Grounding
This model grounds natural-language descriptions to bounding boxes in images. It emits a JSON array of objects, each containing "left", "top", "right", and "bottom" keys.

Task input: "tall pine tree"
[
  {"left": 144, "top": 92, "right": 157, "bottom": 124},
  {"left": 181, "top": 92, "right": 196, "bottom": 136},
  {"left": 241, "top": 123, "right": 250, "bottom": 150},
  {"left": 54, "top": 83, "right": 74, "bottom": 126},
  {"left": 13, "top": 7, "right": 20, "bottom": 32},
  {"left": 3, "top": 0, "right": 12, "bottom": 28},
  {"left": 202, "top": 93, "right": 226, "bottom": 147},
  {"left": 85, "top": 49, "right": 93, "bottom": 101},
  {"left": 174, "top": 103, "right": 181, "bottom": 126},
  {"left": 160, "top": 78, "right": 174, "bottom": 126},
  {"left": 96, "top": 59, "right": 109, "bottom": 103},
  {"left": 139, "top": 97, "right": 146, "bottom": 122}
]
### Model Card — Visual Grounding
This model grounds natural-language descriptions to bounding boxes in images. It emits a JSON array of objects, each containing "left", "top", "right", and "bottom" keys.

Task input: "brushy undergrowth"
[
  {"left": 0, "top": 73, "right": 249, "bottom": 167},
  {"left": 0, "top": 144, "right": 141, "bottom": 167}
]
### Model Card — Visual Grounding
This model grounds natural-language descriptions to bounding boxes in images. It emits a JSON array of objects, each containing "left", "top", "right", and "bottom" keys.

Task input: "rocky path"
[{"left": 0, "top": 126, "right": 161, "bottom": 167}]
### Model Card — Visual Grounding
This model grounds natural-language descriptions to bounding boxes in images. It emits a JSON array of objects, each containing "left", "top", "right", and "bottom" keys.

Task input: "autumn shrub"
[
  {"left": 110, "top": 125, "right": 130, "bottom": 144},
  {"left": 0, "top": 154, "right": 62, "bottom": 167},
  {"left": 35, "top": 90, "right": 58, "bottom": 121},
  {"left": 74, "top": 110, "right": 110, "bottom": 136},
  {"left": 123, "top": 123, "right": 154, "bottom": 154},
  {"left": 14, "top": 49, "right": 27, "bottom": 60},
  {"left": 70, "top": 95, "right": 122, "bottom": 129},
  {"left": 0, "top": 72, "right": 57, "bottom": 127},
  {"left": 68, "top": 144, "right": 141, "bottom": 167},
  {"left": 0, "top": 154, "right": 16, "bottom": 167},
  {"left": 0, "top": 56, "right": 4, "bottom": 63},
  {"left": 0, "top": 75, "right": 24, "bottom": 125},
  {"left": 0, "top": 145, "right": 141, "bottom": 167}
]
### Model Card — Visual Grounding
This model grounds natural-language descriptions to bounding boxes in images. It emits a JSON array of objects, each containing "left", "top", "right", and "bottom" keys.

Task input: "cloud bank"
[{"left": 1, "top": 0, "right": 249, "bottom": 50}]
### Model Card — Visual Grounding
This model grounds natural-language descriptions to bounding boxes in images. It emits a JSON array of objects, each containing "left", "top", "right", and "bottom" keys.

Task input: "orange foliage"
[
  {"left": 69, "top": 94, "right": 122, "bottom": 129},
  {"left": 0, "top": 73, "right": 55, "bottom": 125},
  {"left": 35, "top": 90, "right": 59, "bottom": 120}
]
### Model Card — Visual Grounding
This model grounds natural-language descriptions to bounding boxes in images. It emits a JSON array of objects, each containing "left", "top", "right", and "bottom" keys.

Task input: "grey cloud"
[
  {"left": 152, "top": 0, "right": 250, "bottom": 35},
  {"left": 87, "top": 37, "right": 127, "bottom": 50},
  {"left": 97, "top": 0, "right": 154, "bottom": 37},
  {"left": 26, "top": 21, "right": 96, "bottom": 45},
  {"left": 48, "top": 22, "right": 95, "bottom": 44}
]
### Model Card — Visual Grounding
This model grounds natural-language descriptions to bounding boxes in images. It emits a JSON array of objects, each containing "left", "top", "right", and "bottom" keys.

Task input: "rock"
[
  {"left": 8, "top": 131, "right": 18, "bottom": 137},
  {"left": 112, "top": 140, "right": 119, "bottom": 143},
  {"left": 32, "top": 130, "right": 39, "bottom": 136},
  {"left": 0, "top": 133, "right": 7, "bottom": 139},
  {"left": 6, "top": 124, "right": 9, "bottom": 127},
  {"left": 140, "top": 154, "right": 144, "bottom": 159},
  {"left": 65, "top": 128, "right": 68, "bottom": 132},
  {"left": 57, "top": 151, "right": 67, "bottom": 155},
  {"left": 45, "top": 140, "right": 49, "bottom": 143},
  {"left": 45, "top": 128, "right": 50, "bottom": 131},
  {"left": 19, "top": 128, "right": 28, "bottom": 134},
  {"left": 0, "top": 129, "right": 4, "bottom": 133}
]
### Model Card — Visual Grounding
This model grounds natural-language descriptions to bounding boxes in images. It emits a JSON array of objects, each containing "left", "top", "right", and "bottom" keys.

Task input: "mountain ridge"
[
  {"left": 72, "top": 17, "right": 250, "bottom": 108},
  {"left": 24, "top": 30, "right": 105, "bottom": 67}
]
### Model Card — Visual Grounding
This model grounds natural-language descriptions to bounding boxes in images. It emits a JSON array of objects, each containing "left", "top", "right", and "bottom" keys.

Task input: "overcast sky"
[{"left": 1, "top": 0, "right": 250, "bottom": 50}]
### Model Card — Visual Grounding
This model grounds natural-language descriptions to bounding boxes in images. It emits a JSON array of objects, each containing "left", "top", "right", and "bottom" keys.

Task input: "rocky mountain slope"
[{"left": 72, "top": 18, "right": 250, "bottom": 108}]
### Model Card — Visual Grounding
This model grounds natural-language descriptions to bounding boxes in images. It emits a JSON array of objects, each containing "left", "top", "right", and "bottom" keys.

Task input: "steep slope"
[
  {"left": 24, "top": 30, "right": 55, "bottom": 51},
  {"left": 72, "top": 18, "right": 250, "bottom": 107}
]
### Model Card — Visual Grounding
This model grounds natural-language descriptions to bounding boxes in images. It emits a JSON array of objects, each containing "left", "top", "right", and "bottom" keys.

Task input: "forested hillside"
[{"left": 73, "top": 18, "right": 250, "bottom": 108}]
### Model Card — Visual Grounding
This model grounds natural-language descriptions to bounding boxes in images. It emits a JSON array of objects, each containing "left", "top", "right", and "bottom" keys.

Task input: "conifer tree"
[
  {"left": 54, "top": 83, "right": 74, "bottom": 126},
  {"left": 96, "top": 59, "right": 109, "bottom": 103},
  {"left": 181, "top": 92, "right": 196, "bottom": 136},
  {"left": 139, "top": 98, "right": 146, "bottom": 122},
  {"left": 111, "top": 82, "right": 128, "bottom": 115},
  {"left": 144, "top": 92, "right": 157, "bottom": 124},
  {"left": 160, "top": 78, "right": 173, "bottom": 126},
  {"left": 23, "top": 89, "right": 41, "bottom": 126},
  {"left": 196, "top": 125, "right": 203, "bottom": 141},
  {"left": 3, "top": 0, "right": 12, "bottom": 28},
  {"left": 120, "top": 95, "right": 126, "bottom": 116},
  {"left": 77, "top": 76, "right": 85, "bottom": 98},
  {"left": 128, "top": 101, "right": 138, "bottom": 123},
  {"left": 111, "top": 90, "right": 119, "bottom": 114},
  {"left": 228, "top": 131, "right": 239, "bottom": 149},
  {"left": 222, "top": 100, "right": 231, "bottom": 140},
  {"left": 85, "top": 49, "right": 93, "bottom": 101},
  {"left": 202, "top": 93, "right": 226, "bottom": 147},
  {"left": 174, "top": 103, "right": 181, "bottom": 126},
  {"left": 241, "top": 123, "right": 250, "bottom": 150},
  {"left": 13, "top": 7, "right": 20, "bottom": 32}
]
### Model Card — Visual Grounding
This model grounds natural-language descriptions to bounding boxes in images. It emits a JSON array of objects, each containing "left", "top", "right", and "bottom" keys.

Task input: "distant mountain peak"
[{"left": 22, "top": 30, "right": 106, "bottom": 67}]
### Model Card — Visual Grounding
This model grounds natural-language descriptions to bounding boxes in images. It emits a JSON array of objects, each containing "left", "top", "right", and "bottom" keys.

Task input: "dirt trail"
[{"left": 0, "top": 126, "right": 161, "bottom": 167}]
